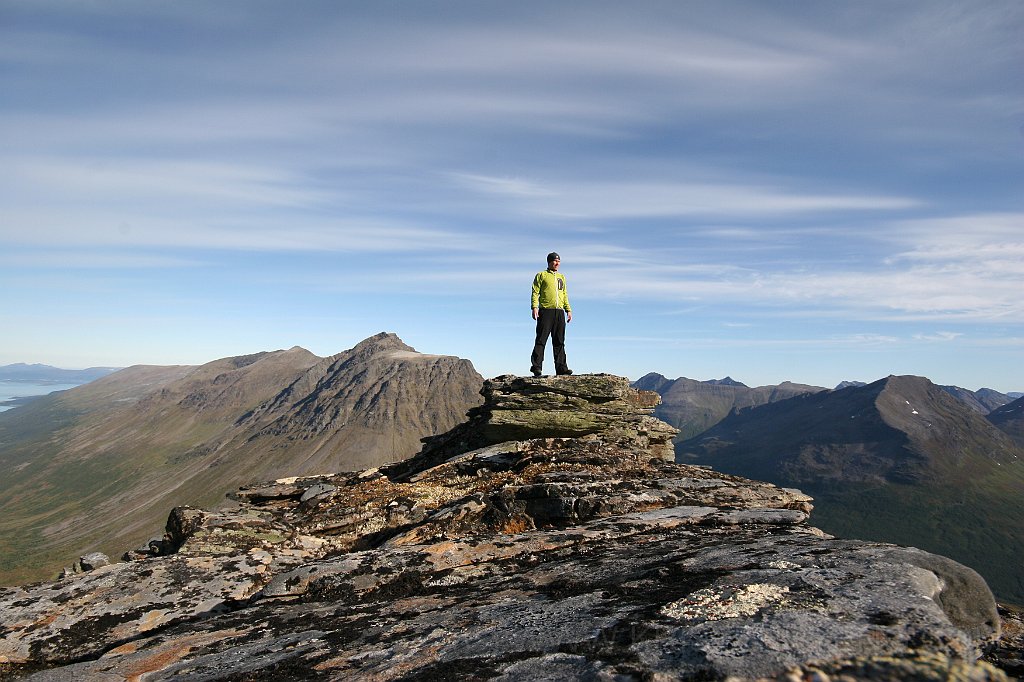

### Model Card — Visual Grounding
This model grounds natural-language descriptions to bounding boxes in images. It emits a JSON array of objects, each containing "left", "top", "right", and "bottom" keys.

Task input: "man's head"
[{"left": 547, "top": 252, "right": 561, "bottom": 270}]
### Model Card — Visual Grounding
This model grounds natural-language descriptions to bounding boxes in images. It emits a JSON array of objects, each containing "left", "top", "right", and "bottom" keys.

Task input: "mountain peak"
[
  {"left": 682, "top": 373, "right": 1021, "bottom": 486},
  {"left": 228, "top": 333, "right": 483, "bottom": 472},
  {"left": 705, "top": 376, "right": 747, "bottom": 387},
  {"left": 882, "top": 373, "right": 931, "bottom": 387},
  {"left": 0, "top": 363, "right": 120, "bottom": 383},
  {"left": 353, "top": 331, "right": 412, "bottom": 351},
  {"left": 636, "top": 375, "right": 825, "bottom": 441}
]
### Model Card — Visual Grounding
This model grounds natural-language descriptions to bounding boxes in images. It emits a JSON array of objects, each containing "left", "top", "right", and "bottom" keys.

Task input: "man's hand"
[
  {"left": 532, "top": 308, "right": 539, "bottom": 320},
  {"left": 566, "top": 311, "right": 573, "bottom": 323}
]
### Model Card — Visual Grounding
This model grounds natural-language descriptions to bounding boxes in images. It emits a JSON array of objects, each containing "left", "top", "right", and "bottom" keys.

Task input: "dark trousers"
[{"left": 531, "top": 308, "right": 568, "bottom": 374}]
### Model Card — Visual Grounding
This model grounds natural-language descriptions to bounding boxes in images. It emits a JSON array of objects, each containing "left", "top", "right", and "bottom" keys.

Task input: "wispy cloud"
[
  {"left": 5, "top": 157, "right": 332, "bottom": 208},
  {"left": 450, "top": 173, "right": 556, "bottom": 198},
  {"left": 450, "top": 174, "right": 921, "bottom": 219},
  {"left": 887, "top": 213, "right": 1024, "bottom": 266},
  {"left": 560, "top": 224, "right": 1024, "bottom": 323},
  {"left": 913, "top": 332, "right": 964, "bottom": 342},
  {"left": 0, "top": 208, "right": 471, "bottom": 255},
  {"left": 0, "top": 250, "right": 205, "bottom": 269}
]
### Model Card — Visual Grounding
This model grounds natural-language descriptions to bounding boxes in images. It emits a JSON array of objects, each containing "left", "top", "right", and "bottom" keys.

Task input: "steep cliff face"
[{"left": 0, "top": 375, "right": 1011, "bottom": 681}]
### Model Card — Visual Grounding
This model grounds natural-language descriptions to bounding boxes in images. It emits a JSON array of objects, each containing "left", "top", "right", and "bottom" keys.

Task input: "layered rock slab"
[
  {"left": 403, "top": 374, "right": 677, "bottom": 469},
  {"left": 0, "top": 375, "right": 1007, "bottom": 680}
]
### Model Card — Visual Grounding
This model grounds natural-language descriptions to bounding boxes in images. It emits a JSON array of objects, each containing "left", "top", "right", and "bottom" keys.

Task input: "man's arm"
[
  {"left": 562, "top": 275, "right": 572, "bottom": 322},
  {"left": 531, "top": 272, "right": 544, "bottom": 318}
]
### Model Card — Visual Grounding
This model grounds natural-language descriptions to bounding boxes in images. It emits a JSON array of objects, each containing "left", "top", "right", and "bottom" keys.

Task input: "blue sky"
[{"left": 2, "top": 1, "right": 1022, "bottom": 392}]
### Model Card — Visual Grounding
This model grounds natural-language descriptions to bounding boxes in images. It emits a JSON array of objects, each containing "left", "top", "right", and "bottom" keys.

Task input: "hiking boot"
[
  {"left": 531, "top": 369, "right": 543, "bottom": 378},
  {"left": 556, "top": 369, "right": 573, "bottom": 376}
]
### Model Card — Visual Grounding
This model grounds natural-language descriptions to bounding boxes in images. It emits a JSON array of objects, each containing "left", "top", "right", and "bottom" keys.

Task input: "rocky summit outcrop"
[
  {"left": 394, "top": 374, "right": 678, "bottom": 472},
  {"left": 0, "top": 375, "right": 1012, "bottom": 680}
]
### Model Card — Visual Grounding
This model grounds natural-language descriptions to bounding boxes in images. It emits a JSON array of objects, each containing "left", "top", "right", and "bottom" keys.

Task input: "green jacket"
[{"left": 531, "top": 269, "right": 571, "bottom": 311}]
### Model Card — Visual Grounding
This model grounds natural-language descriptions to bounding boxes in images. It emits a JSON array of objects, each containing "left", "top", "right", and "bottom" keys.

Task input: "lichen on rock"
[{"left": 0, "top": 374, "right": 1011, "bottom": 680}]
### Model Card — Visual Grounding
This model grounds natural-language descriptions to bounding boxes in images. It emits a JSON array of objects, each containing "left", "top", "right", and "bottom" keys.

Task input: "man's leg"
[
  {"left": 551, "top": 310, "right": 569, "bottom": 374},
  {"left": 531, "top": 309, "right": 555, "bottom": 374}
]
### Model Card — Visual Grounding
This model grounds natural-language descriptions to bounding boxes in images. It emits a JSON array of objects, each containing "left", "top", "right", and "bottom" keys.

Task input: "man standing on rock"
[{"left": 530, "top": 252, "right": 573, "bottom": 377}]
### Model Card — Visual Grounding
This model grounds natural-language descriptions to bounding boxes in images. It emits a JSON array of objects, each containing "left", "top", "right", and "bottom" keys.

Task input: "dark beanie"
[{"left": 547, "top": 252, "right": 560, "bottom": 263}]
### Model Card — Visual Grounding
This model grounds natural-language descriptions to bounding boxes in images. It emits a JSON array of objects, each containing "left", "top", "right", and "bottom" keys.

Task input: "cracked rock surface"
[{"left": 0, "top": 375, "right": 1010, "bottom": 680}]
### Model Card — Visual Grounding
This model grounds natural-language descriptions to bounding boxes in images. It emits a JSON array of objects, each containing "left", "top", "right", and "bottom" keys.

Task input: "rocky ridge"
[{"left": 0, "top": 375, "right": 1013, "bottom": 680}]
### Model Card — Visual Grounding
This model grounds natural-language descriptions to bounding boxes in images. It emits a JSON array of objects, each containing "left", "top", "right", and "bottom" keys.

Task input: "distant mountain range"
[
  {"left": 939, "top": 385, "right": 1016, "bottom": 414},
  {"left": 988, "top": 396, "right": 1024, "bottom": 447},
  {"left": 665, "top": 375, "right": 1024, "bottom": 604},
  {"left": 0, "top": 363, "right": 120, "bottom": 383},
  {"left": 637, "top": 372, "right": 1019, "bottom": 440},
  {"left": 632, "top": 373, "right": 827, "bottom": 440},
  {"left": 0, "top": 333, "right": 483, "bottom": 585}
]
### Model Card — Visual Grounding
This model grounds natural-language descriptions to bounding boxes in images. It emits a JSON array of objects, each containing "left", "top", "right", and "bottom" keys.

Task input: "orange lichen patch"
[
  {"left": 138, "top": 609, "right": 169, "bottom": 632},
  {"left": 104, "top": 640, "right": 142, "bottom": 657},
  {"left": 124, "top": 648, "right": 194, "bottom": 681},
  {"left": 496, "top": 516, "right": 533, "bottom": 534},
  {"left": 415, "top": 534, "right": 569, "bottom": 573},
  {"left": 116, "top": 630, "right": 241, "bottom": 681},
  {"left": 321, "top": 475, "right": 480, "bottom": 520},
  {"left": 32, "top": 613, "right": 60, "bottom": 630},
  {"left": 312, "top": 656, "right": 348, "bottom": 672}
]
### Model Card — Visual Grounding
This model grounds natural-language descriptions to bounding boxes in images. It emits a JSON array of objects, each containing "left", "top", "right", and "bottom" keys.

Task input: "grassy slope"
[
  {"left": 0, "top": 401, "right": 235, "bottom": 583},
  {"left": 0, "top": 361, "right": 302, "bottom": 585}
]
